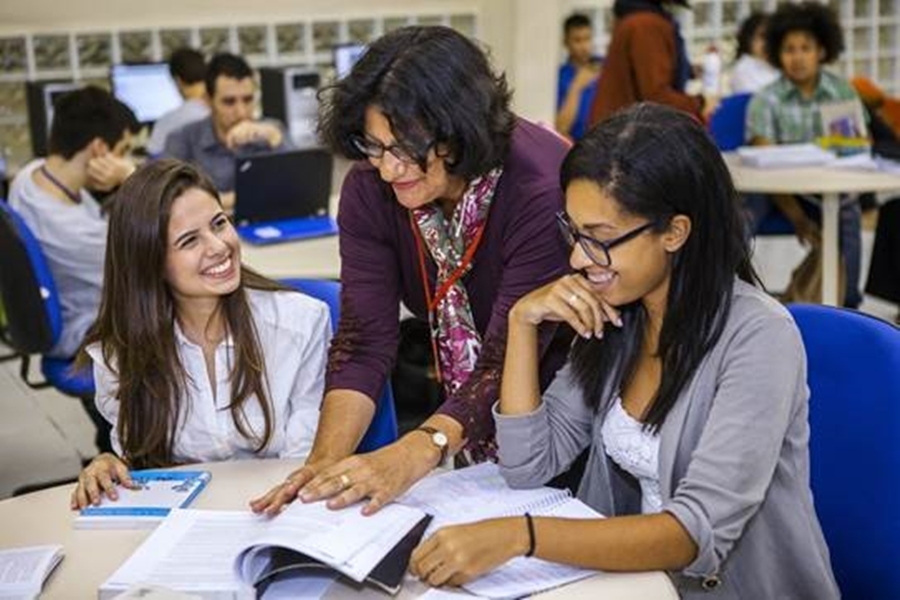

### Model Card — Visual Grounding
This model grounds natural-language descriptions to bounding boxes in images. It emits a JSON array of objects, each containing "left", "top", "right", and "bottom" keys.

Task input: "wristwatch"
[{"left": 414, "top": 426, "right": 450, "bottom": 467}]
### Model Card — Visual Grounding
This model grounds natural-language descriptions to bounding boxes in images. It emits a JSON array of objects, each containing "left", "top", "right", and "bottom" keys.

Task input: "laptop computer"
[{"left": 234, "top": 148, "right": 338, "bottom": 244}]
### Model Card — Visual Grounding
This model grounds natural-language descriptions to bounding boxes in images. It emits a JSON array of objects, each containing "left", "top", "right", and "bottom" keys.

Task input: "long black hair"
[
  {"left": 318, "top": 25, "right": 514, "bottom": 180},
  {"left": 564, "top": 103, "right": 759, "bottom": 431},
  {"left": 736, "top": 12, "right": 768, "bottom": 59}
]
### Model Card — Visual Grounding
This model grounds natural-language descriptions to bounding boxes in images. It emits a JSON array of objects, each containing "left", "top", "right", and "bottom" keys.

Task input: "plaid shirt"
[{"left": 746, "top": 70, "right": 862, "bottom": 144}]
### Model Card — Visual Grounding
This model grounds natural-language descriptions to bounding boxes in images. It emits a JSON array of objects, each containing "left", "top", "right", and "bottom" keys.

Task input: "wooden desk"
[
  {"left": 724, "top": 153, "right": 900, "bottom": 306},
  {"left": 0, "top": 460, "right": 677, "bottom": 599}
]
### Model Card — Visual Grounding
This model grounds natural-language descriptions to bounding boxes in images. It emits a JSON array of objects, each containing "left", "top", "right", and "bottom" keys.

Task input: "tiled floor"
[{"left": 0, "top": 229, "right": 895, "bottom": 500}]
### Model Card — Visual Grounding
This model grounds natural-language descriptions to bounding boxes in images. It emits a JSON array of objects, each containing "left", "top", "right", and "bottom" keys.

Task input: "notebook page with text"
[
  {"left": 398, "top": 463, "right": 571, "bottom": 534},
  {"left": 99, "top": 510, "right": 256, "bottom": 600},
  {"left": 462, "top": 498, "right": 601, "bottom": 599}
]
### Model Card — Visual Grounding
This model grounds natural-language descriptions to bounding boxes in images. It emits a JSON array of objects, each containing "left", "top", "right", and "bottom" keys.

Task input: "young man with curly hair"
[{"left": 745, "top": 1, "right": 867, "bottom": 308}]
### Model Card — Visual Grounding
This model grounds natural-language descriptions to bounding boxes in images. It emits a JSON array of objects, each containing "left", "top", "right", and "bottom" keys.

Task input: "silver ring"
[
  {"left": 568, "top": 293, "right": 579, "bottom": 305},
  {"left": 338, "top": 473, "right": 351, "bottom": 489}
]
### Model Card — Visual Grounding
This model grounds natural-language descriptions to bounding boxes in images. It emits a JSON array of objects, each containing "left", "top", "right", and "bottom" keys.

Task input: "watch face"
[{"left": 433, "top": 431, "right": 449, "bottom": 447}]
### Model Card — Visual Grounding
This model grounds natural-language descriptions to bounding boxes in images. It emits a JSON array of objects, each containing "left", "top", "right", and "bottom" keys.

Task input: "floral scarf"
[{"left": 411, "top": 167, "right": 503, "bottom": 397}]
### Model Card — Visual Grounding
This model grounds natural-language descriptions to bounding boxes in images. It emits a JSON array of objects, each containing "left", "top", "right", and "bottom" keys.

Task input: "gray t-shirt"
[
  {"left": 146, "top": 98, "right": 210, "bottom": 155},
  {"left": 9, "top": 159, "right": 106, "bottom": 358}
]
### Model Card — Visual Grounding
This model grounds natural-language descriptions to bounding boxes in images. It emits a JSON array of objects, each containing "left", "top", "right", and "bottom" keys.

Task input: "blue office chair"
[
  {"left": 708, "top": 92, "right": 753, "bottom": 152},
  {"left": 282, "top": 278, "right": 398, "bottom": 453},
  {"left": 0, "top": 199, "right": 109, "bottom": 458},
  {"left": 788, "top": 303, "right": 900, "bottom": 599},
  {"left": 0, "top": 200, "right": 95, "bottom": 396},
  {"left": 708, "top": 92, "right": 795, "bottom": 235}
]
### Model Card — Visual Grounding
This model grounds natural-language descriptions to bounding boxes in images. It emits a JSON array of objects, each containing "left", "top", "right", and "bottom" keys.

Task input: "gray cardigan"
[{"left": 495, "top": 280, "right": 839, "bottom": 599}]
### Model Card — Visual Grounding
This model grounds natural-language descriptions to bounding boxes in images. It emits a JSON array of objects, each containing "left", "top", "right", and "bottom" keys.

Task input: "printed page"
[
  {"left": 102, "top": 510, "right": 257, "bottom": 597},
  {"left": 244, "top": 501, "right": 427, "bottom": 582},
  {"left": 0, "top": 545, "right": 63, "bottom": 597},
  {"left": 462, "top": 499, "right": 602, "bottom": 599},
  {"left": 398, "top": 463, "right": 570, "bottom": 534}
]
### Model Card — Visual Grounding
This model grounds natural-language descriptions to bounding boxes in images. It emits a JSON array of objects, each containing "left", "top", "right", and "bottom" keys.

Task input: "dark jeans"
[
  {"left": 866, "top": 197, "right": 900, "bottom": 306},
  {"left": 744, "top": 193, "right": 863, "bottom": 308}
]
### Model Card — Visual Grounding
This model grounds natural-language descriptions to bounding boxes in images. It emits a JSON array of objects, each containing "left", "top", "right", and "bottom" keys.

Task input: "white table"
[
  {"left": 0, "top": 460, "right": 677, "bottom": 599},
  {"left": 724, "top": 153, "right": 900, "bottom": 306},
  {"left": 241, "top": 234, "right": 340, "bottom": 280}
]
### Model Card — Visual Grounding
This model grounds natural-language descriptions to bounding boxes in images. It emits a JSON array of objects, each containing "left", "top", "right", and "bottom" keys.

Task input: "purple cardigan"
[{"left": 326, "top": 119, "right": 572, "bottom": 457}]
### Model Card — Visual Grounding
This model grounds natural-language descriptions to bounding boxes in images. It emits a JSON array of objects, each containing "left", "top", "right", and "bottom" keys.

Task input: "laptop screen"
[{"left": 234, "top": 149, "right": 333, "bottom": 225}]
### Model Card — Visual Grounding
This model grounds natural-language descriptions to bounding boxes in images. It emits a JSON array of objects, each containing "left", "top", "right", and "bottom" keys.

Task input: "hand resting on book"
[
  {"left": 410, "top": 517, "right": 532, "bottom": 587},
  {"left": 70, "top": 452, "right": 139, "bottom": 509},
  {"left": 250, "top": 436, "right": 437, "bottom": 517}
]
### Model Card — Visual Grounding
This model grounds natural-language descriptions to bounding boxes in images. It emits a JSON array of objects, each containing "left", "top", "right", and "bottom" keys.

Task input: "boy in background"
[{"left": 745, "top": 1, "right": 867, "bottom": 308}]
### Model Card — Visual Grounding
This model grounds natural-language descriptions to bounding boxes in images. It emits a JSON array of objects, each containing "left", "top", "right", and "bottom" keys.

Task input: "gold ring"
[{"left": 339, "top": 473, "right": 351, "bottom": 489}]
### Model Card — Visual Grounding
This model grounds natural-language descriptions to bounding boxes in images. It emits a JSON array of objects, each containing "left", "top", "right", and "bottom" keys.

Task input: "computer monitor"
[
  {"left": 333, "top": 43, "right": 367, "bottom": 80},
  {"left": 110, "top": 63, "right": 182, "bottom": 123},
  {"left": 26, "top": 80, "right": 82, "bottom": 157}
]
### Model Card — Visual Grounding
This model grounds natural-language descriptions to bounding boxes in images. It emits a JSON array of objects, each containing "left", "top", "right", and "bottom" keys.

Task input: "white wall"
[{"left": 0, "top": 0, "right": 565, "bottom": 123}]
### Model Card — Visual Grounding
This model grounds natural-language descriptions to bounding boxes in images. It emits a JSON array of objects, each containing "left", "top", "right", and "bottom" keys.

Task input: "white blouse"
[
  {"left": 89, "top": 289, "right": 331, "bottom": 463},
  {"left": 730, "top": 54, "right": 780, "bottom": 94},
  {"left": 601, "top": 396, "right": 662, "bottom": 514}
]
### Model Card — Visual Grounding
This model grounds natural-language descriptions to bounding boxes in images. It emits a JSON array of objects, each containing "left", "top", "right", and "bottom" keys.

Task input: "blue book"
[{"left": 74, "top": 469, "right": 211, "bottom": 530}]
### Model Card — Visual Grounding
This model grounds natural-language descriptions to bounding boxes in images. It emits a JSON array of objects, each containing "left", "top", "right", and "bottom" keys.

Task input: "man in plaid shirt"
[{"left": 745, "top": 1, "right": 867, "bottom": 308}]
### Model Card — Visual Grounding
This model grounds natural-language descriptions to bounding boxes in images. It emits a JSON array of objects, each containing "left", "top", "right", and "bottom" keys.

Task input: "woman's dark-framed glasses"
[
  {"left": 349, "top": 134, "right": 430, "bottom": 165},
  {"left": 556, "top": 211, "right": 657, "bottom": 267}
]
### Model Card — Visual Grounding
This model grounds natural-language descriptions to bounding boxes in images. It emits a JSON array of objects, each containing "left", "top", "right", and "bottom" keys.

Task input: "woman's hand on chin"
[{"left": 510, "top": 273, "right": 621, "bottom": 339}]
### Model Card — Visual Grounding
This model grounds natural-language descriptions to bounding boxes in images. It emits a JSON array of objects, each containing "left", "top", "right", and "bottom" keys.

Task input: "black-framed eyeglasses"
[
  {"left": 556, "top": 211, "right": 657, "bottom": 267},
  {"left": 349, "top": 133, "right": 431, "bottom": 165}
]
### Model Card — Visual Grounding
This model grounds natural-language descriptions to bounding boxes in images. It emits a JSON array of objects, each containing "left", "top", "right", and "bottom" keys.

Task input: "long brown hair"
[{"left": 81, "top": 159, "right": 289, "bottom": 468}]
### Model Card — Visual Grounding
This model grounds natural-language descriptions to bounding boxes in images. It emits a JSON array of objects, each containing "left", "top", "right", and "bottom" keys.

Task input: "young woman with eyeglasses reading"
[
  {"left": 408, "top": 104, "right": 839, "bottom": 599},
  {"left": 251, "top": 26, "right": 572, "bottom": 516}
]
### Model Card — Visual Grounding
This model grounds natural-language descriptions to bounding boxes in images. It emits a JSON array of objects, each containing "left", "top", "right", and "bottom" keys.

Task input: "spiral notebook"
[{"left": 398, "top": 463, "right": 603, "bottom": 599}]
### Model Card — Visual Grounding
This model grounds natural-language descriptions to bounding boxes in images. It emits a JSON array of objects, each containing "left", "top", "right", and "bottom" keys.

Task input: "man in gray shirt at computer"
[
  {"left": 163, "top": 52, "right": 290, "bottom": 204},
  {"left": 9, "top": 86, "right": 138, "bottom": 359}
]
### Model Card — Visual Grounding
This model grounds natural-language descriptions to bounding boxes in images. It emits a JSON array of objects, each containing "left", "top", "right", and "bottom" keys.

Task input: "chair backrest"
[
  {"left": 708, "top": 92, "right": 753, "bottom": 151},
  {"left": 281, "top": 278, "right": 399, "bottom": 453},
  {"left": 0, "top": 200, "right": 62, "bottom": 353},
  {"left": 787, "top": 303, "right": 900, "bottom": 599}
]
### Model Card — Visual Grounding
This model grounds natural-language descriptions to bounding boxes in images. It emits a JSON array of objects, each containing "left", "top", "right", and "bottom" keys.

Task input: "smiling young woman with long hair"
[
  {"left": 408, "top": 104, "right": 839, "bottom": 599},
  {"left": 71, "top": 159, "right": 330, "bottom": 508}
]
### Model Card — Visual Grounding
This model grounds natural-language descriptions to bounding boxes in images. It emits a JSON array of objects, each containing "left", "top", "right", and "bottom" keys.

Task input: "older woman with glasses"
[
  {"left": 407, "top": 104, "right": 838, "bottom": 599},
  {"left": 252, "top": 25, "right": 572, "bottom": 515}
]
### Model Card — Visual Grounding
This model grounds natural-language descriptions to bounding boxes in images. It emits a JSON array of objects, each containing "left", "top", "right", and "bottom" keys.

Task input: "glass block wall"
[
  {"left": 0, "top": 12, "right": 478, "bottom": 174},
  {"left": 567, "top": 0, "right": 900, "bottom": 95}
]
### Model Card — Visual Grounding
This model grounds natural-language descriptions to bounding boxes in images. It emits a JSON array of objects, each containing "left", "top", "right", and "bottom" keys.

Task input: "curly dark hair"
[
  {"left": 318, "top": 25, "right": 515, "bottom": 180},
  {"left": 735, "top": 12, "right": 768, "bottom": 59},
  {"left": 766, "top": 1, "right": 844, "bottom": 68}
]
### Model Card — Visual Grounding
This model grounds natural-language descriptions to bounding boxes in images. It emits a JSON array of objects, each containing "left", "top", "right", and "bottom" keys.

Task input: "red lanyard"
[{"left": 409, "top": 210, "right": 487, "bottom": 384}]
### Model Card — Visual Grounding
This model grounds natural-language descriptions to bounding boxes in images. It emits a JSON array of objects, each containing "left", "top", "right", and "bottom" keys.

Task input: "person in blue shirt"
[{"left": 555, "top": 13, "right": 601, "bottom": 141}]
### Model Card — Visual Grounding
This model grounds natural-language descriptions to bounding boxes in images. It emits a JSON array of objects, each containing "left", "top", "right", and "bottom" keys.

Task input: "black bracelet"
[{"left": 524, "top": 512, "right": 536, "bottom": 558}]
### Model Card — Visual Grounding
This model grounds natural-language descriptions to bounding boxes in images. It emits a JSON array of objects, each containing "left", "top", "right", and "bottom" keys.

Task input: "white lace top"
[{"left": 601, "top": 397, "right": 662, "bottom": 513}]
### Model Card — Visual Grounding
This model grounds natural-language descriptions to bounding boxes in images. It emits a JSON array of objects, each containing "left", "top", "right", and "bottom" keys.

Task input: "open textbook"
[
  {"left": 100, "top": 500, "right": 429, "bottom": 599},
  {"left": 399, "top": 463, "right": 602, "bottom": 599},
  {"left": 101, "top": 463, "right": 603, "bottom": 599},
  {"left": 0, "top": 545, "right": 63, "bottom": 600}
]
